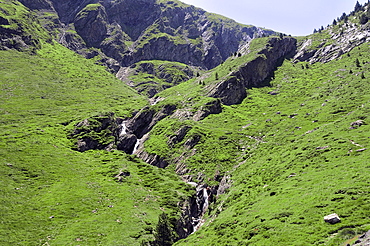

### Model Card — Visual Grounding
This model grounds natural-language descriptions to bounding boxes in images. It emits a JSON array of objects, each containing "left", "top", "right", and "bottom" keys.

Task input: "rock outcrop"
[
  {"left": 324, "top": 213, "right": 341, "bottom": 224},
  {"left": 74, "top": 3, "right": 109, "bottom": 47},
  {"left": 70, "top": 103, "right": 177, "bottom": 156},
  {"left": 192, "top": 99, "right": 223, "bottom": 121},
  {"left": 351, "top": 230, "right": 370, "bottom": 246},
  {"left": 70, "top": 113, "right": 120, "bottom": 152},
  {"left": 207, "top": 37, "right": 297, "bottom": 105},
  {"left": 294, "top": 22, "right": 370, "bottom": 63},
  {"left": 126, "top": 104, "right": 177, "bottom": 139}
]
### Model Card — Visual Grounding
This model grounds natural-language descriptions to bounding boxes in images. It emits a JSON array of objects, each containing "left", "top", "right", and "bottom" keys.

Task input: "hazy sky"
[{"left": 180, "top": 0, "right": 369, "bottom": 36}]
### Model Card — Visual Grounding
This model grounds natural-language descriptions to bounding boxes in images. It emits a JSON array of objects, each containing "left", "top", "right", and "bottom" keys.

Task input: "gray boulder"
[{"left": 324, "top": 213, "right": 341, "bottom": 224}]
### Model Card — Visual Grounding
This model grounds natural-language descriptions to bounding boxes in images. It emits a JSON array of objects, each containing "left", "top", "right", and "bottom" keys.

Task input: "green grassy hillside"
[
  {"left": 173, "top": 43, "right": 370, "bottom": 245},
  {"left": 1, "top": 0, "right": 370, "bottom": 245},
  {"left": 0, "top": 41, "right": 195, "bottom": 245}
]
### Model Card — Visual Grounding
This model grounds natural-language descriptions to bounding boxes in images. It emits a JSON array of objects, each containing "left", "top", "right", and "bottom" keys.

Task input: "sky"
[{"left": 180, "top": 0, "right": 369, "bottom": 36}]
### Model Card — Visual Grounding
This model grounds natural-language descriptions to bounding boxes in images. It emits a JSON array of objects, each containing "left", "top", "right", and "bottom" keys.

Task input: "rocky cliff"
[
  {"left": 207, "top": 37, "right": 297, "bottom": 105},
  {"left": 18, "top": 0, "right": 275, "bottom": 71},
  {"left": 294, "top": 11, "right": 370, "bottom": 63}
]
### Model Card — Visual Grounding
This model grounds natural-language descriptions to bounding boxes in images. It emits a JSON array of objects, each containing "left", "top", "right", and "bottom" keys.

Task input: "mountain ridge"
[{"left": 18, "top": 0, "right": 275, "bottom": 68}]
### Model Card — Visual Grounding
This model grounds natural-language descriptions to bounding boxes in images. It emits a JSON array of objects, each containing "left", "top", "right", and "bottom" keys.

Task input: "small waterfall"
[
  {"left": 119, "top": 121, "right": 127, "bottom": 136},
  {"left": 191, "top": 186, "right": 210, "bottom": 233},
  {"left": 132, "top": 138, "right": 141, "bottom": 154},
  {"left": 202, "top": 188, "right": 209, "bottom": 213},
  {"left": 118, "top": 121, "right": 143, "bottom": 155}
]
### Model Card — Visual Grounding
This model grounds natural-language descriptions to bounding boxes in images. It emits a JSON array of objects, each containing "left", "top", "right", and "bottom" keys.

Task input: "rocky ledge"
[{"left": 207, "top": 37, "right": 297, "bottom": 105}]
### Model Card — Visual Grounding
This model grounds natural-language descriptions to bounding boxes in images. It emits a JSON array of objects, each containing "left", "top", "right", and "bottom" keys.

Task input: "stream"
[{"left": 119, "top": 122, "right": 211, "bottom": 234}]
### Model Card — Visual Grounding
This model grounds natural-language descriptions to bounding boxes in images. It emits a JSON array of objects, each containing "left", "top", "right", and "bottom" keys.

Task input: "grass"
[
  {"left": 0, "top": 0, "right": 49, "bottom": 51},
  {"left": 2, "top": 1, "right": 370, "bottom": 245},
  {"left": 0, "top": 40, "right": 194, "bottom": 245},
  {"left": 126, "top": 60, "right": 197, "bottom": 97},
  {"left": 172, "top": 42, "right": 370, "bottom": 246}
]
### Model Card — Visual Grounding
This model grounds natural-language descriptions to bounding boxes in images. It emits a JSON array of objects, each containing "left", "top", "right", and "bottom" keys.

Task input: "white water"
[
  {"left": 202, "top": 188, "right": 209, "bottom": 213},
  {"left": 119, "top": 121, "right": 127, "bottom": 136},
  {"left": 191, "top": 187, "right": 209, "bottom": 233},
  {"left": 132, "top": 138, "right": 141, "bottom": 154},
  {"left": 119, "top": 121, "right": 142, "bottom": 154},
  {"left": 187, "top": 182, "right": 198, "bottom": 187}
]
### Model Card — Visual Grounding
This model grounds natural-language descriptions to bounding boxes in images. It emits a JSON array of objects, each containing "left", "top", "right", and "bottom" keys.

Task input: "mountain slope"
[
  {"left": 17, "top": 0, "right": 275, "bottom": 97},
  {"left": 175, "top": 41, "right": 370, "bottom": 246},
  {"left": 18, "top": 0, "right": 274, "bottom": 70},
  {"left": 1, "top": 0, "right": 370, "bottom": 246},
  {"left": 0, "top": 2, "right": 194, "bottom": 245}
]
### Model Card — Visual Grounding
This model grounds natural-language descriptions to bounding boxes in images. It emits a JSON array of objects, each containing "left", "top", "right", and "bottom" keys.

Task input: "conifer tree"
[
  {"left": 360, "top": 14, "right": 368, "bottom": 24},
  {"left": 154, "top": 213, "right": 175, "bottom": 246},
  {"left": 339, "top": 13, "right": 347, "bottom": 22},
  {"left": 355, "top": 1, "right": 362, "bottom": 12}
]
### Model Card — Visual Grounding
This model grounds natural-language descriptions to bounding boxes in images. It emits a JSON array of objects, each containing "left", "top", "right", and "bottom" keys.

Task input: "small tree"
[
  {"left": 215, "top": 72, "right": 219, "bottom": 80},
  {"left": 154, "top": 213, "right": 175, "bottom": 246},
  {"left": 333, "top": 19, "right": 337, "bottom": 25},
  {"left": 360, "top": 14, "right": 368, "bottom": 24},
  {"left": 354, "top": 1, "right": 362, "bottom": 12},
  {"left": 344, "top": 14, "right": 349, "bottom": 22},
  {"left": 339, "top": 12, "right": 348, "bottom": 22}
]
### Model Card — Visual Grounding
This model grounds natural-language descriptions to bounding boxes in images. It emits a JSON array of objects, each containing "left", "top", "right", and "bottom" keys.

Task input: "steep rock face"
[
  {"left": 116, "top": 2, "right": 274, "bottom": 69},
  {"left": 50, "top": 0, "right": 97, "bottom": 23},
  {"left": 18, "top": 0, "right": 54, "bottom": 10},
  {"left": 125, "top": 104, "right": 177, "bottom": 139},
  {"left": 207, "top": 37, "right": 297, "bottom": 105},
  {"left": 116, "top": 134, "right": 137, "bottom": 153},
  {"left": 18, "top": 0, "right": 275, "bottom": 71},
  {"left": 74, "top": 4, "right": 109, "bottom": 47},
  {"left": 104, "top": 0, "right": 160, "bottom": 41},
  {"left": 294, "top": 22, "right": 370, "bottom": 63}
]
